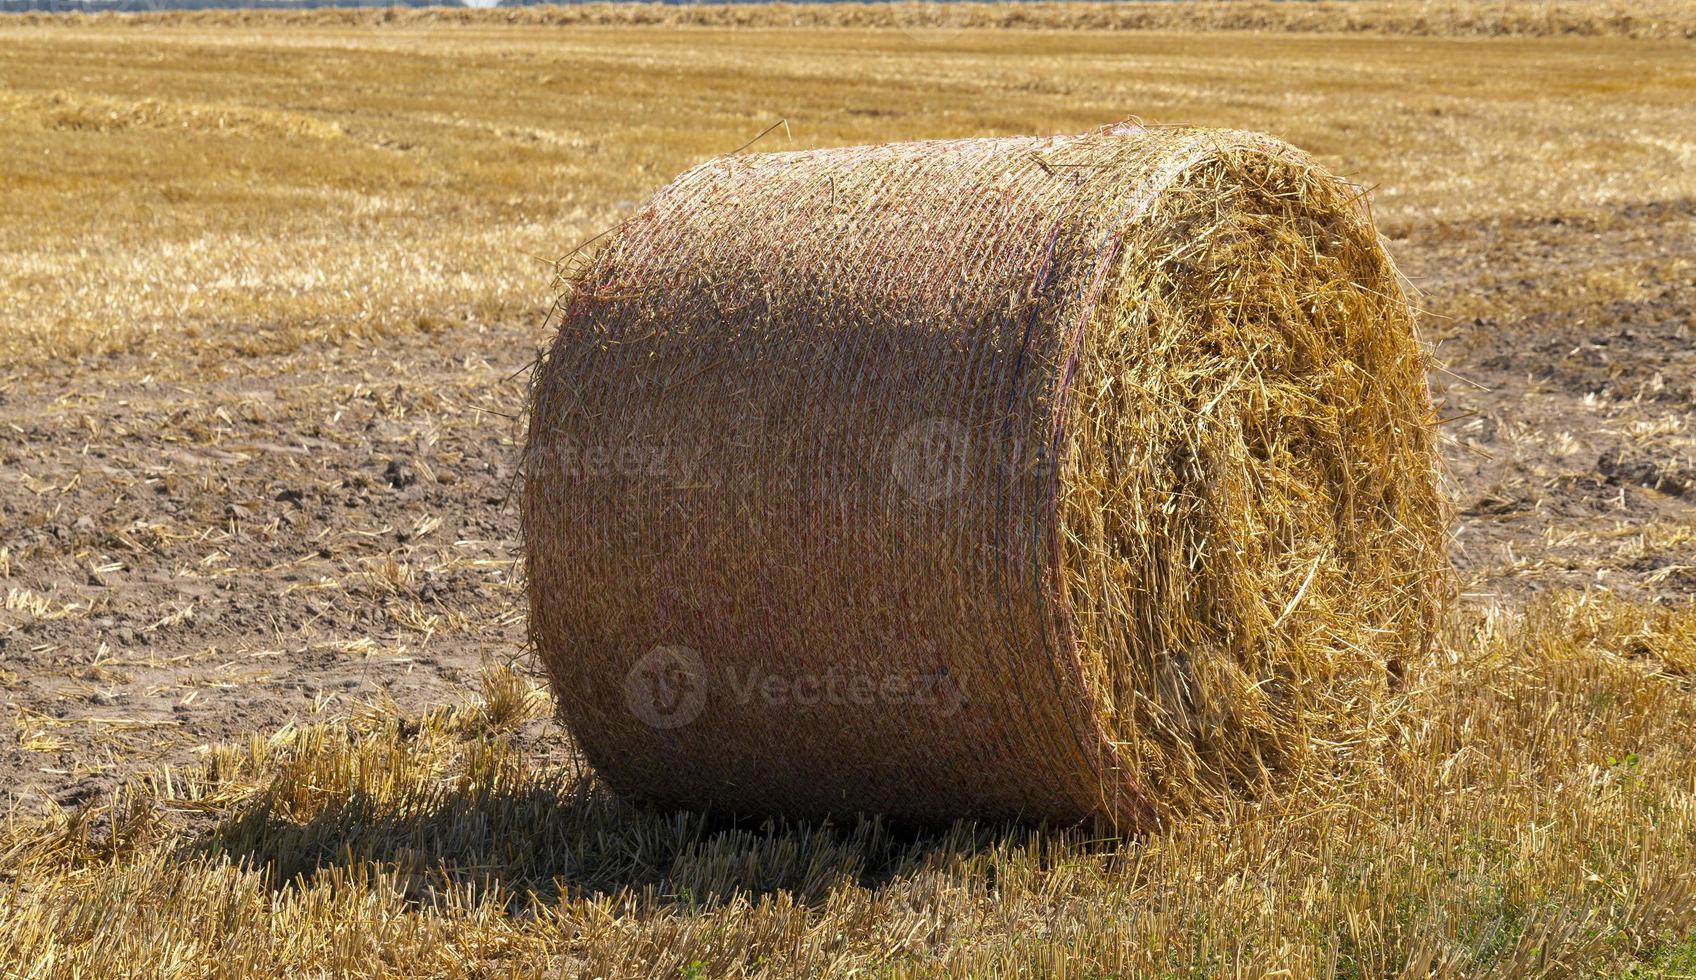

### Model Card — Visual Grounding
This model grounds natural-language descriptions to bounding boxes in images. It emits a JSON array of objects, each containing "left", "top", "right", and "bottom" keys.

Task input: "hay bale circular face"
[{"left": 524, "top": 125, "right": 1446, "bottom": 830}]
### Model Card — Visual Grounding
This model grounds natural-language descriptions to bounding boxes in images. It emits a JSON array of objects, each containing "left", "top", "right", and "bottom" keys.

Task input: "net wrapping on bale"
[{"left": 524, "top": 124, "right": 1446, "bottom": 830}]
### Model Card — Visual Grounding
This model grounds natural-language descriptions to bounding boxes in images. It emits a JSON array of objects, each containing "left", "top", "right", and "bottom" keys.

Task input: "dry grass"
[
  {"left": 2, "top": 17, "right": 1693, "bottom": 365},
  {"left": 24, "top": 1, "right": 1696, "bottom": 40},
  {"left": 2, "top": 11, "right": 1695, "bottom": 978},
  {"left": 4, "top": 599, "right": 1696, "bottom": 975}
]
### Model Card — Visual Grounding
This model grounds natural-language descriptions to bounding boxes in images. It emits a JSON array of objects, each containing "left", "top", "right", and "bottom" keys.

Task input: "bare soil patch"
[{"left": 0, "top": 324, "right": 541, "bottom": 812}]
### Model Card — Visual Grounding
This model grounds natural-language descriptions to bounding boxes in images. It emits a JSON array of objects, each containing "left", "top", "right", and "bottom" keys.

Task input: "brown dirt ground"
[
  {"left": 0, "top": 324, "right": 544, "bottom": 812},
  {"left": 2, "top": 195, "right": 1693, "bottom": 814}
]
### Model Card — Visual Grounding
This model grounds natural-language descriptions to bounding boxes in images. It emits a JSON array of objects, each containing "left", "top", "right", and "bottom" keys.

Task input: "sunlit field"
[{"left": 2, "top": 7, "right": 1695, "bottom": 976}]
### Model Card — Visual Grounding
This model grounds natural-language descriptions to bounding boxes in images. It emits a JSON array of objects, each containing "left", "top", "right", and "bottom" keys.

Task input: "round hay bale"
[{"left": 524, "top": 124, "right": 1447, "bottom": 830}]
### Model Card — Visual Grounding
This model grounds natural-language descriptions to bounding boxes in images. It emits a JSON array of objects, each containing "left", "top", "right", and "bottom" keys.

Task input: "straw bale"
[{"left": 524, "top": 124, "right": 1447, "bottom": 829}]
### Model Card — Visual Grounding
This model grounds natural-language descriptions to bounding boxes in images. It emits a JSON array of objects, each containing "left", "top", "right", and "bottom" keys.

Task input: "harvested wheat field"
[{"left": 1, "top": 5, "right": 1695, "bottom": 976}]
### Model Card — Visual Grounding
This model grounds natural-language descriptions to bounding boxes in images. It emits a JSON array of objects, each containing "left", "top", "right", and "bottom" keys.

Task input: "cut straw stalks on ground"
[{"left": 2, "top": 595, "right": 1695, "bottom": 976}]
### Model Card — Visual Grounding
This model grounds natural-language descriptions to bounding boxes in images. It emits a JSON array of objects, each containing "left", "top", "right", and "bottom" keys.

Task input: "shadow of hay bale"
[{"left": 184, "top": 767, "right": 1054, "bottom": 910}]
